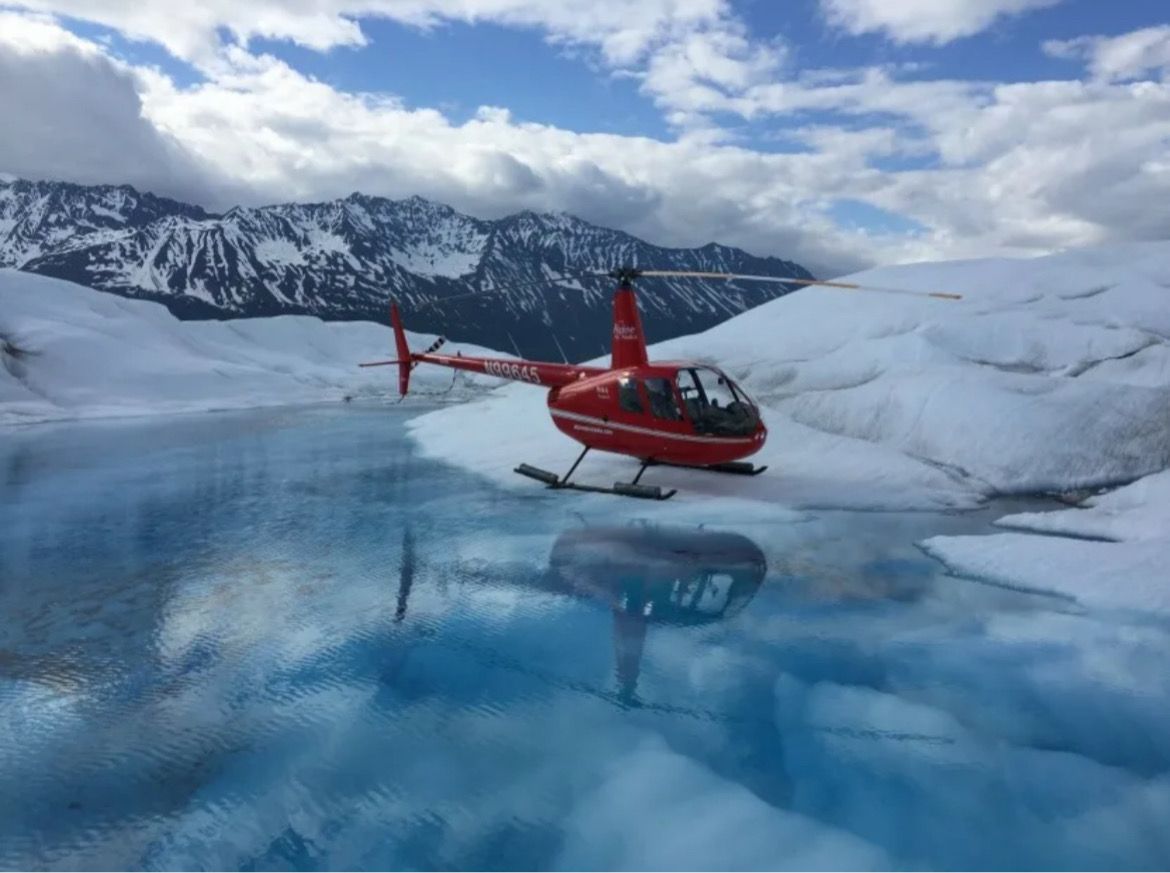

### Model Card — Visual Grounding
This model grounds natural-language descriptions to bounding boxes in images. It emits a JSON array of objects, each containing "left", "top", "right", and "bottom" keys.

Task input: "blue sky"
[
  {"left": 1, "top": 0, "right": 1168, "bottom": 274},
  {"left": 69, "top": 0, "right": 1166, "bottom": 139}
]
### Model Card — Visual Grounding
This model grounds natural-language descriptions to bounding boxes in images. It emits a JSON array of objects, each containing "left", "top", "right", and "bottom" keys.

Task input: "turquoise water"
[{"left": 2, "top": 406, "right": 1169, "bottom": 870}]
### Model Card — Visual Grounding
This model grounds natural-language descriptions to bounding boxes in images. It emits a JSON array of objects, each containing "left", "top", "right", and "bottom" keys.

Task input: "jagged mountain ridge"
[{"left": 0, "top": 178, "right": 814, "bottom": 359}]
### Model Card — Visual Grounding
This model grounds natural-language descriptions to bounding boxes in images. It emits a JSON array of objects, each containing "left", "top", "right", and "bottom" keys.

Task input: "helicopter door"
[
  {"left": 676, "top": 369, "right": 704, "bottom": 422},
  {"left": 642, "top": 377, "right": 682, "bottom": 421}
]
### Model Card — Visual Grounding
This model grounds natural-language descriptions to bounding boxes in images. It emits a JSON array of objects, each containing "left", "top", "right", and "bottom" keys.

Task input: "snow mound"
[
  {"left": 924, "top": 469, "right": 1170, "bottom": 616},
  {"left": 411, "top": 241, "right": 1170, "bottom": 508},
  {"left": 920, "top": 533, "right": 1170, "bottom": 615},
  {"left": 996, "top": 469, "right": 1170, "bottom": 542},
  {"left": 0, "top": 269, "right": 501, "bottom": 425}
]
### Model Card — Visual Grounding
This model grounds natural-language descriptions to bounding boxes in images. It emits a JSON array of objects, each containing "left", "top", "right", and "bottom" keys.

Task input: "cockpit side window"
[
  {"left": 694, "top": 368, "right": 738, "bottom": 410},
  {"left": 642, "top": 377, "right": 682, "bottom": 421},
  {"left": 686, "top": 367, "right": 760, "bottom": 436},
  {"left": 618, "top": 376, "right": 643, "bottom": 414}
]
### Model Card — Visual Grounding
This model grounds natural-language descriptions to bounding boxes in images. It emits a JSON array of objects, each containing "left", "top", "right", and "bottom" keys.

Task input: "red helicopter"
[{"left": 362, "top": 267, "right": 960, "bottom": 500}]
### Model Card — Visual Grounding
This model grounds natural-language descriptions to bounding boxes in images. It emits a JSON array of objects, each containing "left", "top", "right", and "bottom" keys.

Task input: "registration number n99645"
[{"left": 483, "top": 360, "right": 542, "bottom": 384}]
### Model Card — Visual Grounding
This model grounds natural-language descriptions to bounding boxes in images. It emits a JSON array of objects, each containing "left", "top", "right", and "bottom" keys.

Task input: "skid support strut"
[{"left": 514, "top": 449, "right": 676, "bottom": 500}]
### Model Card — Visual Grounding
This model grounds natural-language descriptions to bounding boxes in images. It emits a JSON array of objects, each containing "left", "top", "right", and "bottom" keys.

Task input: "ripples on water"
[{"left": 1, "top": 406, "right": 1169, "bottom": 870}]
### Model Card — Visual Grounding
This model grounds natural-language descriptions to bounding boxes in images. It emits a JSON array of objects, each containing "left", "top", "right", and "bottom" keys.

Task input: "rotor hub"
[{"left": 608, "top": 266, "right": 642, "bottom": 287}]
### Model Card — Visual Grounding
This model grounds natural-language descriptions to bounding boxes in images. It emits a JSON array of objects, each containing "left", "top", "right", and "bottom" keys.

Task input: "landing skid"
[
  {"left": 646, "top": 459, "right": 768, "bottom": 476},
  {"left": 514, "top": 448, "right": 677, "bottom": 501}
]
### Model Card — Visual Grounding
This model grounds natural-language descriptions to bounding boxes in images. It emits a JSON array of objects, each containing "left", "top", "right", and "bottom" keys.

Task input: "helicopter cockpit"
[{"left": 675, "top": 366, "right": 760, "bottom": 437}]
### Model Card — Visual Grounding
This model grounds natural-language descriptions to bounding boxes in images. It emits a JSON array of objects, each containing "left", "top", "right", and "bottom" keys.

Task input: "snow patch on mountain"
[
  {"left": 388, "top": 240, "right": 481, "bottom": 278},
  {"left": 254, "top": 239, "right": 304, "bottom": 267}
]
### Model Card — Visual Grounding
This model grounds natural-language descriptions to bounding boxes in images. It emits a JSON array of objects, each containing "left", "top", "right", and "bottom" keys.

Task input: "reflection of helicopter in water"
[
  {"left": 543, "top": 524, "right": 767, "bottom": 701},
  {"left": 393, "top": 523, "right": 766, "bottom": 703}
]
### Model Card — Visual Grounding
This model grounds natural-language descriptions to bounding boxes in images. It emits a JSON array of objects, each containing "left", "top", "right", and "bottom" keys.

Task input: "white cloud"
[
  {"left": 1, "top": 9, "right": 1169, "bottom": 278},
  {"left": 0, "top": 13, "right": 230, "bottom": 204},
  {"left": 640, "top": 24, "right": 785, "bottom": 124},
  {"left": 5, "top": 0, "right": 728, "bottom": 65},
  {"left": 135, "top": 47, "right": 876, "bottom": 271},
  {"left": 3, "top": 1, "right": 796, "bottom": 147},
  {"left": 820, "top": 0, "right": 1063, "bottom": 44},
  {"left": 1044, "top": 25, "right": 1170, "bottom": 82}
]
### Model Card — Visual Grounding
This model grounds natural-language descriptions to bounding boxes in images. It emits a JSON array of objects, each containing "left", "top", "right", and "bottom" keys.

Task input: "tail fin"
[
  {"left": 358, "top": 302, "right": 414, "bottom": 396},
  {"left": 390, "top": 303, "right": 412, "bottom": 397}
]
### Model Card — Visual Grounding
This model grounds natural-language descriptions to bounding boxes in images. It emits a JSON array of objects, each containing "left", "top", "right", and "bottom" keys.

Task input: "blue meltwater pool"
[{"left": 2, "top": 406, "right": 1169, "bottom": 870}]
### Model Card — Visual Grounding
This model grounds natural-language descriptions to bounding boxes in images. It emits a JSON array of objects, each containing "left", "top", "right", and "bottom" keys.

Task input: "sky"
[{"left": 0, "top": 1, "right": 1168, "bottom": 276}]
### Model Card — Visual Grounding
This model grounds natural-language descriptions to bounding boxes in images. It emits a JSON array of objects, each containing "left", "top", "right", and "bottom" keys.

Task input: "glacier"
[
  {"left": 5, "top": 239, "right": 1170, "bottom": 869},
  {"left": 4, "top": 240, "right": 1170, "bottom": 614},
  {"left": 922, "top": 470, "right": 1170, "bottom": 615},
  {"left": 0, "top": 268, "right": 500, "bottom": 424},
  {"left": 410, "top": 241, "right": 1170, "bottom": 613}
]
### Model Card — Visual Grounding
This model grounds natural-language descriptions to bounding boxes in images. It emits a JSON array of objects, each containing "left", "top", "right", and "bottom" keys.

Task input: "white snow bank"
[
  {"left": 0, "top": 269, "right": 501, "bottom": 425},
  {"left": 996, "top": 469, "right": 1170, "bottom": 542},
  {"left": 920, "top": 532, "right": 1170, "bottom": 615},
  {"left": 921, "top": 467, "right": 1170, "bottom": 615},
  {"left": 923, "top": 469, "right": 1170, "bottom": 616},
  {"left": 411, "top": 241, "right": 1170, "bottom": 509}
]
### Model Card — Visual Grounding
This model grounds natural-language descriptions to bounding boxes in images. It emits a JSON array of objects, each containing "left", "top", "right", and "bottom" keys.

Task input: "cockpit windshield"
[{"left": 677, "top": 367, "right": 760, "bottom": 437}]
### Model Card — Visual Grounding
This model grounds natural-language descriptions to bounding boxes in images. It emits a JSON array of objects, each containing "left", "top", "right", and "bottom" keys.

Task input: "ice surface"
[
  {"left": 407, "top": 241, "right": 1170, "bottom": 615},
  {"left": 920, "top": 532, "right": 1170, "bottom": 614},
  {"left": 997, "top": 468, "right": 1170, "bottom": 542},
  {"left": 923, "top": 470, "right": 1170, "bottom": 615},
  {"left": 409, "top": 380, "right": 981, "bottom": 511},
  {"left": 412, "top": 241, "right": 1170, "bottom": 508},
  {"left": 0, "top": 269, "right": 502, "bottom": 424}
]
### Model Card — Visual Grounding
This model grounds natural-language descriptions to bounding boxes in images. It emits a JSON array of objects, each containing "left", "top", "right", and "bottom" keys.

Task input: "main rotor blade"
[
  {"left": 637, "top": 270, "right": 962, "bottom": 300},
  {"left": 388, "top": 265, "right": 960, "bottom": 319}
]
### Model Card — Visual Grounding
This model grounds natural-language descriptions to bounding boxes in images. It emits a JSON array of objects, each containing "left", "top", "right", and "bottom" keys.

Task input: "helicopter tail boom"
[
  {"left": 361, "top": 301, "right": 604, "bottom": 394},
  {"left": 411, "top": 350, "right": 601, "bottom": 389}
]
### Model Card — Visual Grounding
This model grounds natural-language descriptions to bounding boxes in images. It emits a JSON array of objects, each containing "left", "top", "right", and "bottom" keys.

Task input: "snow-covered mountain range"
[{"left": 0, "top": 178, "right": 812, "bottom": 360}]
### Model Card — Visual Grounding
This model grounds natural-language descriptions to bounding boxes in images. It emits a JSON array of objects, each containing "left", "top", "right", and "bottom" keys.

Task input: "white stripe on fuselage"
[{"left": 551, "top": 409, "right": 756, "bottom": 445}]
